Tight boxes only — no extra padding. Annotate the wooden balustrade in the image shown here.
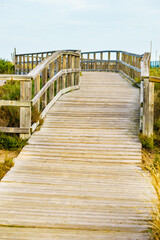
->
[0,50,81,139]
[8,48,157,138]
[81,50,142,87]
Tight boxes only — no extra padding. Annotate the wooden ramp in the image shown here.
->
[0,72,153,239]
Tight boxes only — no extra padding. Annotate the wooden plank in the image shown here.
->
[0,127,30,134]
[0,100,30,107]
[0,75,31,81]
[149,76,160,83]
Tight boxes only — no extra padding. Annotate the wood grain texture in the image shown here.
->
[0,72,153,239]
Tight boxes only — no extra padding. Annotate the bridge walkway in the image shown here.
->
[0,72,153,239]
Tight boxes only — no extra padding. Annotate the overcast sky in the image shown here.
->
[0,0,160,60]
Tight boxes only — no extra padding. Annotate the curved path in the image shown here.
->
[0,72,153,239]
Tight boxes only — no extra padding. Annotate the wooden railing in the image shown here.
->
[6,48,156,138]
[14,49,78,75]
[81,50,142,86]
[0,50,81,138]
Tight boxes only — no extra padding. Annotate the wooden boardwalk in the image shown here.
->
[0,72,153,239]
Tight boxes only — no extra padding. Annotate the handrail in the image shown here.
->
[149,76,160,83]
[28,50,80,79]
[0,50,81,138]
[81,50,143,86]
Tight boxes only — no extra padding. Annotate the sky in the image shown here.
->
[0,0,160,61]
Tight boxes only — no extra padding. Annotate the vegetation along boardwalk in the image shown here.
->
[0,72,153,239]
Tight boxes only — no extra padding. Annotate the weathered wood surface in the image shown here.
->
[0,72,153,239]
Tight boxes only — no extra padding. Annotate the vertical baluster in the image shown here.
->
[87,53,90,70]
[67,55,72,87]
[36,54,38,66]
[101,52,103,71]
[49,62,55,101]
[27,55,29,74]
[108,52,110,71]
[19,56,22,75]
[56,56,61,93]
[42,68,47,109]
[32,55,34,69]
[23,56,25,74]
[94,53,96,71]
[76,55,80,85]
[15,55,17,74]
[62,55,66,89]
[71,55,75,86]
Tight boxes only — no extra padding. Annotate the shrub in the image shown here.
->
[0,133,27,150]
[139,134,153,150]
[0,59,15,74]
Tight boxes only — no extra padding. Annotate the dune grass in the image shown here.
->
[0,157,14,181]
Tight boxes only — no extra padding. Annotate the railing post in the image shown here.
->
[62,55,66,89]
[49,62,55,101]
[71,55,75,86]
[116,52,119,72]
[75,55,80,85]
[42,67,47,109]
[36,54,38,66]
[34,75,40,112]
[141,52,154,137]
[20,80,31,139]
[56,56,61,93]
[81,54,83,70]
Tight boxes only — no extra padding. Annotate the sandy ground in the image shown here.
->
[0,150,19,163]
